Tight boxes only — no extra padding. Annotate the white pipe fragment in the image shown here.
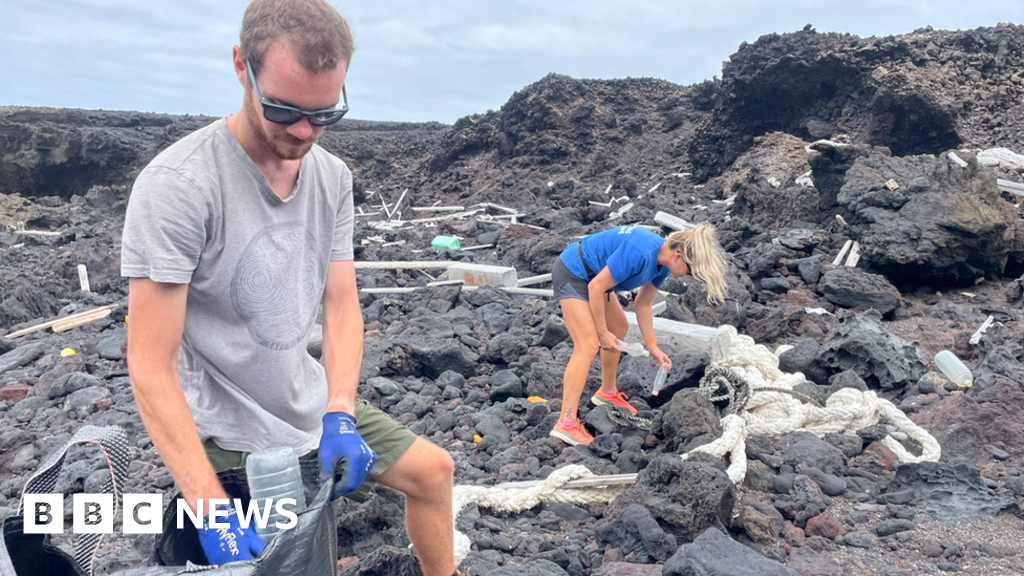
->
[77,264,91,293]
[354,261,456,270]
[388,189,408,221]
[411,206,465,212]
[969,315,995,345]
[517,274,552,287]
[654,211,695,231]
[833,240,853,266]
[652,300,667,316]
[997,179,1024,196]
[845,242,861,267]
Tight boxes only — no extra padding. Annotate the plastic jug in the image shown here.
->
[617,340,650,358]
[652,366,669,396]
[934,350,972,388]
[431,235,461,251]
[246,447,306,541]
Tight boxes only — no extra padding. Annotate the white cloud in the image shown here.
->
[2,0,1024,121]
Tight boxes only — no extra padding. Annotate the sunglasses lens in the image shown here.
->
[262,105,301,125]
[309,110,346,126]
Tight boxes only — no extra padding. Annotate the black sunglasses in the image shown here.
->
[246,60,348,126]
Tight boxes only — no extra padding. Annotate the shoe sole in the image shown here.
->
[590,395,638,415]
[549,428,591,446]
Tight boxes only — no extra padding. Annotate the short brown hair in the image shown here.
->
[240,0,355,76]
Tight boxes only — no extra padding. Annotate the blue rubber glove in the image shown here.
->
[319,412,377,500]
[197,504,265,565]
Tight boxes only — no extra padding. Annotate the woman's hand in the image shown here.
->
[649,346,672,371]
[599,330,621,352]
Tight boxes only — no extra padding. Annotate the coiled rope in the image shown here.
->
[449,326,941,563]
[683,326,941,483]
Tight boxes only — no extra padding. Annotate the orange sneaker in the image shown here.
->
[550,419,594,446]
[591,389,638,415]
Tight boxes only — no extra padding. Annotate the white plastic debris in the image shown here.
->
[795,171,815,188]
[969,315,995,345]
[948,151,969,168]
[978,148,1024,171]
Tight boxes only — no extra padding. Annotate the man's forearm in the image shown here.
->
[322,307,363,415]
[130,370,226,511]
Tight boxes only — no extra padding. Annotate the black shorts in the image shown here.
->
[553,256,614,302]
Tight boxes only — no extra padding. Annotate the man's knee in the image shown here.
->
[415,444,453,494]
[425,444,454,485]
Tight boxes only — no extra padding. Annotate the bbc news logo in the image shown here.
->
[23,494,299,534]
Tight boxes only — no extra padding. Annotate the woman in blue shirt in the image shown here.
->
[549,224,728,446]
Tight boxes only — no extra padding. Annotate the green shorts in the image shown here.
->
[202,398,417,502]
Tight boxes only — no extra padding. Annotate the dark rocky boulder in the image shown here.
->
[594,504,677,563]
[821,266,901,315]
[603,454,735,544]
[663,527,801,576]
[811,147,1024,283]
[688,24,1024,181]
[881,461,1015,521]
[656,391,722,453]
[819,309,927,389]
[910,378,1024,463]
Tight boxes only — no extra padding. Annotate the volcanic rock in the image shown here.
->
[819,309,927,389]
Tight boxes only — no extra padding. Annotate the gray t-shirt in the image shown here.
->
[121,118,354,454]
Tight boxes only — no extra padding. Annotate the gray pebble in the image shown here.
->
[875,518,915,537]
[843,531,874,548]
[984,445,1010,461]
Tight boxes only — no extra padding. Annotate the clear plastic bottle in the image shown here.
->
[617,340,650,358]
[246,447,306,542]
[651,366,669,396]
[934,350,973,388]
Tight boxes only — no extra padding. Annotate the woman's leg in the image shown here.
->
[558,297,600,422]
[599,293,629,394]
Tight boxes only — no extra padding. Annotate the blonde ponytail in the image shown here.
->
[666,224,728,304]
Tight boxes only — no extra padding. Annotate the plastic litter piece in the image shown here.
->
[431,235,461,250]
[934,350,973,388]
[652,366,669,396]
[526,396,548,403]
[617,340,650,358]
[246,447,305,542]
[60,348,76,357]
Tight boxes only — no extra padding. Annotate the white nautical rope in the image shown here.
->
[450,464,627,564]
[684,326,941,483]
[447,327,942,565]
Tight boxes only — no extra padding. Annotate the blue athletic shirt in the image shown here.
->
[559,226,670,291]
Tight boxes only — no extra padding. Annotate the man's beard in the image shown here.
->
[244,93,317,160]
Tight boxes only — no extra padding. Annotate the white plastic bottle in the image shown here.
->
[934,350,973,388]
[246,447,306,542]
[617,340,650,358]
[652,366,669,396]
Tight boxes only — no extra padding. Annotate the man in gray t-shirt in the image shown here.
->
[121,1,454,573]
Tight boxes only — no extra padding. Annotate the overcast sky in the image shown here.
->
[3,1,1023,124]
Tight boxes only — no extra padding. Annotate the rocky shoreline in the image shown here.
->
[3,23,1024,576]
